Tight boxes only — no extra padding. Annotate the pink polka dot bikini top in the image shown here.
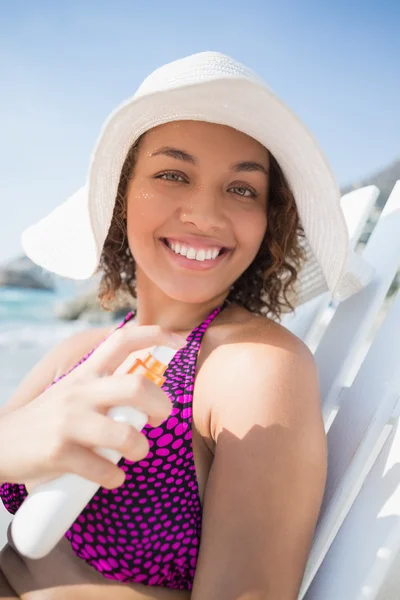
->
[0,303,225,591]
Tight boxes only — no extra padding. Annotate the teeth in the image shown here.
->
[167,240,222,261]
[211,249,219,260]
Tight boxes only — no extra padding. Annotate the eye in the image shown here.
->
[229,185,257,198]
[155,171,187,183]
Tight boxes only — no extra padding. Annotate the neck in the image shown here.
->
[133,272,228,335]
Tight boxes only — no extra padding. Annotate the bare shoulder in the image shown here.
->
[195,305,320,445]
[1,324,115,415]
[201,303,315,372]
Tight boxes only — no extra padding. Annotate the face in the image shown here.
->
[126,120,269,305]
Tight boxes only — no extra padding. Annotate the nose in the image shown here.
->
[179,188,226,232]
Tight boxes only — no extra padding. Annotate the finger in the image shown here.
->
[79,373,172,426]
[113,351,144,376]
[66,411,150,463]
[59,443,127,490]
[77,325,186,378]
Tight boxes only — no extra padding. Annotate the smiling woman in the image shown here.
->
[0,51,372,600]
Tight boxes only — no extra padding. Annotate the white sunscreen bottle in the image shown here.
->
[11,345,177,559]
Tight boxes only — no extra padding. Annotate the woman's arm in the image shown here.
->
[191,333,327,600]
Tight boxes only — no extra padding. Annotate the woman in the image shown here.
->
[0,52,372,599]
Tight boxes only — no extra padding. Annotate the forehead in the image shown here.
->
[139,120,269,164]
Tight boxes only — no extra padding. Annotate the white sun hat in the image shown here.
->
[21,51,373,306]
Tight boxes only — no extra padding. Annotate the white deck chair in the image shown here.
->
[282,185,380,342]
[300,285,400,600]
[297,182,400,598]
[316,181,400,428]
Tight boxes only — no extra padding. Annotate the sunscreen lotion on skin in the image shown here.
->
[11,345,177,559]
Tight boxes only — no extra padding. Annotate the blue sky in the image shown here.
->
[0,0,399,263]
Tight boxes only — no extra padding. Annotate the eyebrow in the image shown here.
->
[232,161,269,176]
[151,146,197,165]
[150,146,269,176]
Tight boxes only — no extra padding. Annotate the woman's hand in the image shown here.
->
[0,325,185,490]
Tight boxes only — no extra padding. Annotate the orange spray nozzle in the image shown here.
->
[127,345,178,387]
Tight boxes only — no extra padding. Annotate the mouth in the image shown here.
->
[161,238,228,260]
[160,237,230,269]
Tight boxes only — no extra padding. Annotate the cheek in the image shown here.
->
[237,209,267,253]
[126,186,170,236]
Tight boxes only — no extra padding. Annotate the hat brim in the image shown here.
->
[22,77,374,304]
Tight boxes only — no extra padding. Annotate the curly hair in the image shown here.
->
[98,134,306,320]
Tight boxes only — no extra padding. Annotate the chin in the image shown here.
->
[158,282,228,305]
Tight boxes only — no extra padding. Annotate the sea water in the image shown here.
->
[0,285,95,406]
